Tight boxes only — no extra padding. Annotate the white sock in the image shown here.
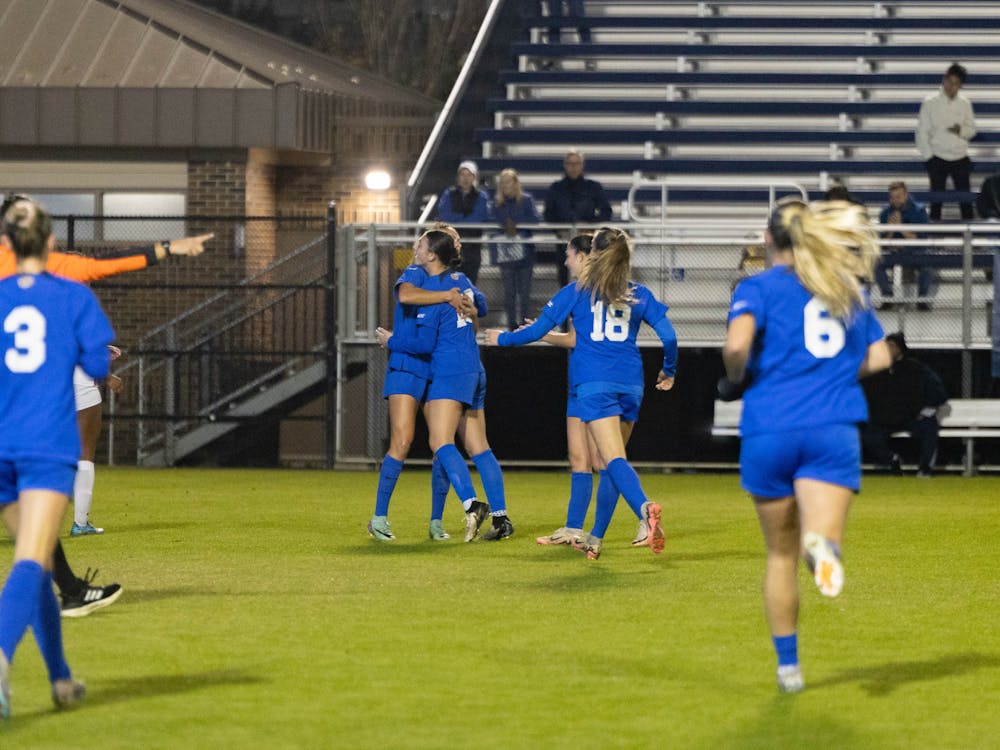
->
[73,460,96,526]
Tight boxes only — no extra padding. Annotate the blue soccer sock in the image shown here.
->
[430,458,449,522]
[565,472,593,529]
[0,559,45,664]
[435,444,477,506]
[32,572,71,682]
[374,455,404,517]
[472,450,506,514]
[590,470,620,539]
[606,457,649,518]
[772,633,799,667]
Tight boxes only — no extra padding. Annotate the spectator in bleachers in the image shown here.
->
[861,332,948,477]
[544,149,612,286]
[436,160,490,284]
[823,184,862,204]
[916,63,977,222]
[876,180,934,310]
[490,168,540,329]
[542,1,590,44]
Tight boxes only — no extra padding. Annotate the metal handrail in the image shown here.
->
[408,0,507,219]
[627,174,810,222]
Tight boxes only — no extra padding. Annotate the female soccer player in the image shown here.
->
[486,226,677,559]
[389,229,513,542]
[369,224,482,542]
[0,193,212,611]
[721,198,891,693]
[0,197,115,718]
[531,234,647,549]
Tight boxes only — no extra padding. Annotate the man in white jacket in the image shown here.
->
[916,63,977,221]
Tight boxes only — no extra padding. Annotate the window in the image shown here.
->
[27,193,96,242]
[102,193,186,242]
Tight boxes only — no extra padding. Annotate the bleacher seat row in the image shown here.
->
[462,0,1000,221]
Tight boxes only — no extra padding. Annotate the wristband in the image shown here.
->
[162,241,171,256]
[717,375,749,402]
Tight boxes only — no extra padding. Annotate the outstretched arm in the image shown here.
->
[485,313,559,347]
[39,232,214,283]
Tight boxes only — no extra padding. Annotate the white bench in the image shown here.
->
[712,399,1000,476]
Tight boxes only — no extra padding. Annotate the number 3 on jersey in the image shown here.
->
[803,298,845,358]
[590,300,631,342]
[4,305,47,373]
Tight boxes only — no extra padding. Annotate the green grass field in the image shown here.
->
[0,467,997,749]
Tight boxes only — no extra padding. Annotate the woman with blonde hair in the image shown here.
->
[486,226,677,559]
[490,168,540,329]
[720,198,892,693]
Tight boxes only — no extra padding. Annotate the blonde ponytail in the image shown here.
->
[578,227,633,306]
[780,200,880,319]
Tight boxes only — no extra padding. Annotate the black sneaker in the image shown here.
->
[482,515,515,541]
[60,569,123,618]
[463,500,491,542]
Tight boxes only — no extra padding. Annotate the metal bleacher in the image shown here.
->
[474,0,1000,219]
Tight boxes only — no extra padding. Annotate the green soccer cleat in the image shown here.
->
[367,515,395,541]
[428,519,450,541]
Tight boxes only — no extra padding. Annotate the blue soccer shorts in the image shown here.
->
[566,387,584,419]
[575,390,642,424]
[740,424,861,499]
[427,371,487,410]
[0,458,77,506]
[383,369,430,402]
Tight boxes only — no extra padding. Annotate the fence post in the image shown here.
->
[962,228,973,398]
[325,201,338,469]
[165,326,176,466]
[67,215,75,251]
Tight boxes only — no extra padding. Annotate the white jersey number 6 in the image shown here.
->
[4,305,47,373]
[803,298,845,358]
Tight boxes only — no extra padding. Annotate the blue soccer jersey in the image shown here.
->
[0,272,115,464]
[729,265,884,437]
[387,264,432,379]
[505,281,673,393]
[416,271,484,378]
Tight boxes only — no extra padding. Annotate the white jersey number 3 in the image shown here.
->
[4,305,47,373]
[590,300,630,342]
[803,298,845,358]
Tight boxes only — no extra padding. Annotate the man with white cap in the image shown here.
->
[436,160,490,284]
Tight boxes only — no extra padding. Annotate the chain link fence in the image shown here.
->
[47,215,996,467]
[335,220,997,464]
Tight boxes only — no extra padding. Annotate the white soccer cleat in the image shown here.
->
[803,531,844,597]
[777,664,804,693]
[536,526,583,546]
